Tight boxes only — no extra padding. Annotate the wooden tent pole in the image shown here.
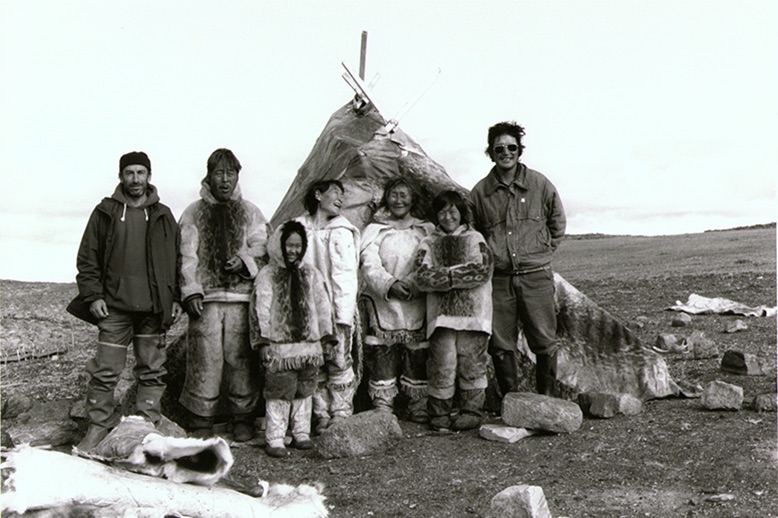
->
[359,31,368,80]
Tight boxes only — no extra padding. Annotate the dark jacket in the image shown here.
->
[73,184,180,329]
[470,164,565,274]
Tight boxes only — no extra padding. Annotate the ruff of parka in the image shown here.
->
[177,181,269,419]
[178,181,270,303]
[413,224,494,338]
[76,183,180,330]
[469,163,565,274]
[252,225,334,376]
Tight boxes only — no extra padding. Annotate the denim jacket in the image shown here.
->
[469,164,565,274]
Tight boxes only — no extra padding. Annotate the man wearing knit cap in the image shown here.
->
[177,148,270,441]
[71,151,182,452]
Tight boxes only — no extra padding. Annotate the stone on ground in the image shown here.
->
[577,392,642,418]
[686,330,719,359]
[720,350,765,376]
[315,410,402,459]
[724,319,748,333]
[479,424,536,443]
[501,392,582,433]
[489,485,552,518]
[671,313,693,327]
[1,394,33,419]
[751,393,777,412]
[700,380,743,410]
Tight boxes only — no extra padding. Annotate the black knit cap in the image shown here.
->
[119,151,151,172]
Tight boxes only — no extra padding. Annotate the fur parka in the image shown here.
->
[414,224,494,338]
[251,224,334,373]
[179,182,270,303]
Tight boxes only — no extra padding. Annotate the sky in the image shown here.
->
[1,1,776,283]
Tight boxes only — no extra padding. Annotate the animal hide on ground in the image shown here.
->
[74,415,233,486]
[1,445,328,518]
[669,293,777,317]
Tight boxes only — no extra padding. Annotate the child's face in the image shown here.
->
[284,232,304,264]
[437,203,461,234]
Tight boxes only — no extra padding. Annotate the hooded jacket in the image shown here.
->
[414,224,494,338]
[251,223,334,373]
[75,184,179,329]
[360,215,434,343]
[293,213,360,326]
[179,181,270,303]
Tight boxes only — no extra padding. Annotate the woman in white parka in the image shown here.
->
[294,180,360,433]
[360,179,435,422]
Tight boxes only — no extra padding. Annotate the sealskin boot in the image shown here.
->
[451,389,485,431]
[428,397,453,431]
[232,413,255,443]
[187,412,215,439]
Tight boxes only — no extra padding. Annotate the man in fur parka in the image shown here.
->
[178,148,270,441]
[252,220,336,457]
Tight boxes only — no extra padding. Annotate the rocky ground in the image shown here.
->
[1,227,776,517]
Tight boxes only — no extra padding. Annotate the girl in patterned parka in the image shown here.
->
[413,190,493,431]
[251,220,336,457]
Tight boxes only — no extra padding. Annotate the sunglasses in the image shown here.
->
[493,144,519,154]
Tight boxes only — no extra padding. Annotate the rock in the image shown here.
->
[479,424,536,443]
[632,316,650,329]
[577,392,642,418]
[724,320,748,333]
[1,394,33,419]
[751,393,777,412]
[700,380,743,410]
[489,485,552,518]
[720,350,765,376]
[686,330,719,359]
[671,313,693,327]
[315,410,402,459]
[501,392,582,433]
[7,419,81,447]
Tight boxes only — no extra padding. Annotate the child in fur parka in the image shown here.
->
[414,190,493,431]
[251,220,336,458]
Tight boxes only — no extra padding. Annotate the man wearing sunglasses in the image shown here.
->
[469,121,566,399]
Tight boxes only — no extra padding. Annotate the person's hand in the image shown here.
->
[224,256,243,273]
[388,280,411,300]
[185,296,204,318]
[259,346,270,363]
[171,301,183,322]
[89,299,109,319]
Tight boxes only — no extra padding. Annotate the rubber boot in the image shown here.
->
[265,399,291,458]
[290,398,314,450]
[428,397,453,431]
[134,384,165,426]
[75,424,109,453]
[536,352,558,396]
[492,350,520,397]
[452,389,485,431]
[232,413,255,443]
